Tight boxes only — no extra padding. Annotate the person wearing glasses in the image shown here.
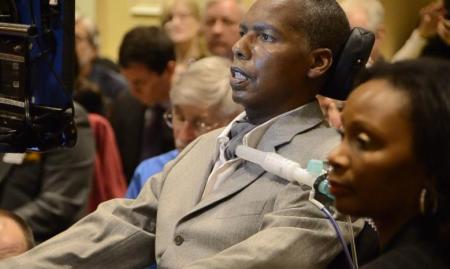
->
[126,56,242,199]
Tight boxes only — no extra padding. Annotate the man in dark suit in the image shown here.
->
[110,26,175,180]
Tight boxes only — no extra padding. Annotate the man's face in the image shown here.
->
[121,63,171,106]
[170,104,229,150]
[230,0,313,122]
[203,0,243,59]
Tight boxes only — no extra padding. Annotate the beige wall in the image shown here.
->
[380,0,433,58]
[94,0,162,61]
[77,0,435,61]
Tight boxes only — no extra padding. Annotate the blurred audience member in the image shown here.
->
[392,0,450,61]
[328,59,450,268]
[203,0,245,59]
[162,0,205,81]
[0,103,95,243]
[317,0,385,129]
[73,48,105,115]
[74,49,126,213]
[0,210,34,260]
[75,14,128,106]
[126,56,242,198]
[316,96,344,129]
[340,0,386,64]
[111,26,175,181]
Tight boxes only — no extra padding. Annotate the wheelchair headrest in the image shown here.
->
[321,27,375,100]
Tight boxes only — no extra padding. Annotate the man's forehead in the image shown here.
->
[243,0,305,33]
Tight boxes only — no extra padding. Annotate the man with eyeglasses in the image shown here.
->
[126,56,241,199]
[110,26,176,181]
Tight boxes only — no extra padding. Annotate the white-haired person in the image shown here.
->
[126,56,242,198]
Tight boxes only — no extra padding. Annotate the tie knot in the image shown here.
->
[224,119,257,160]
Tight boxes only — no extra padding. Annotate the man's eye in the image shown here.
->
[239,30,246,37]
[259,33,274,42]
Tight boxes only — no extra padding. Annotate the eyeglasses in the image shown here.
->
[163,110,219,134]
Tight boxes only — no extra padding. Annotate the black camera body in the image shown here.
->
[0,0,75,152]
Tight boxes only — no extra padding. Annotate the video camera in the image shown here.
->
[0,0,75,152]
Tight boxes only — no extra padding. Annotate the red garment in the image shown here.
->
[87,113,127,212]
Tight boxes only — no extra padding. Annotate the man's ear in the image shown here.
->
[307,48,333,79]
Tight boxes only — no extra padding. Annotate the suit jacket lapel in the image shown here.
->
[197,161,264,205]
[179,102,325,221]
[258,101,324,152]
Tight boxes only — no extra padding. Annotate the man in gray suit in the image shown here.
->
[0,0,358,268]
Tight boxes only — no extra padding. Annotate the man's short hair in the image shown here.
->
[118,26,175,74]
[0,210,35,251]
[293,0,351,58]
[340,0,385,32]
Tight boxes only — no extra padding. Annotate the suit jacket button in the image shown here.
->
[174,235,184,246]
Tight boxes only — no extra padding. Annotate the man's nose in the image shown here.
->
[212,20,223,34]
[178,121,198,143]
[232,34,251,61]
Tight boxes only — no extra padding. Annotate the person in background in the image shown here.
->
[328,58,450,268]
[317,0,386,129]
[110,26,176,181]
[126,56,242,199]
[162,0,205,81]
[0,103,95,243]
[75,14,128,109]
[340,0,386,64]
[0,210,35,260]
[392,0,450,61]
[202,0,245,59]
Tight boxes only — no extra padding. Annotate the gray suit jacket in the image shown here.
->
[1,102,357,269]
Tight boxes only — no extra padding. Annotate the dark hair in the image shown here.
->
[356,58,450,252]
[0,209,35,251]
[118,26,175,74]
[293,0,351,58]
